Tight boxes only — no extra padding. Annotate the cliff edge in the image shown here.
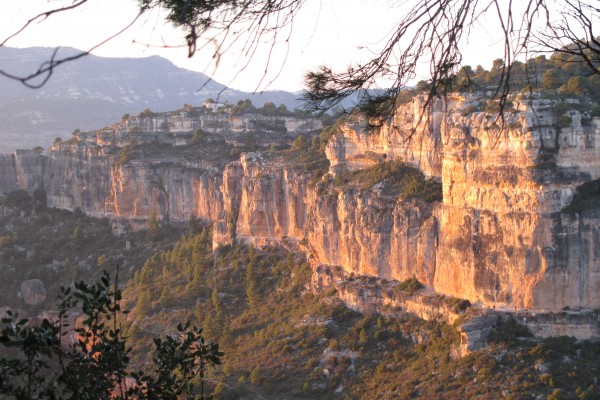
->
[1,93,599,314]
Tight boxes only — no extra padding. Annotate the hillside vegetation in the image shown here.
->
[0,189,599,399]
[419,52,600,103]
[122,229,599,399]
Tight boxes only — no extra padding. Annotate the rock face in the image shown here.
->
[1,93,599,314]
[21,279,47,306]
[517,310,600,339]
[210,153,439,288]
[326,97,443,177]
[305,190,438,285]
[233,153,309,246]
[40,143,229,233]
[434,97,600,310]
[324,95,600,311]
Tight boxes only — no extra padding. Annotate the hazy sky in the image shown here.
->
[1,0,544,92]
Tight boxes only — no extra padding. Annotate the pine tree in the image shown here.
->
[248,244,257,262]
[135,289,152,316]
[73,226,82,241]
[250,367,262,385]
[359,328,368,343]
[220,324,234,351]
[246,262,259,309]
[188,212,198,234]
[211,287,220,311]
[203,312,215,340]
[147,211,160,239]
[159,286,171,308]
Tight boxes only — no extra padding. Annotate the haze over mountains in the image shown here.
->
[0,46,300,153]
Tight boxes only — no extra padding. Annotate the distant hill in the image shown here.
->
[0,46,301,153]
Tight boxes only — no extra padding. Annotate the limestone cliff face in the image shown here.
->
[43,144,112,215]
[104,161,224,224]
[125,112,322,137]
[5,142,226,233]
[434,97,600,310]
[14,150,45,193]
[326,97,443,178]
[305,190,438,285]
[325,94,600,310]
[212,161,244,247]
[1,93,598,313]
[210,153,438,286]
[232,153,309,246]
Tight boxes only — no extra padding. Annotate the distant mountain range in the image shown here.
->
[0,46,301,153]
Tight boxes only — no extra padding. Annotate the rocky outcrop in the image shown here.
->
[20,279,48,306]
[326,97,444,177]
[323,94,600,312]
[211,153,439,285]
[517,309,600,339]
[310,263,600,350]
[458,314,500,354]
[310,262,502,354]
[1,92,599,317]
[310,263,465,323]
[434,97,600,310]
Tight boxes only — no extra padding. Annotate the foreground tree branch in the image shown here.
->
[0,270,222,399]
[538,0,600,74]
[0,0,599,117]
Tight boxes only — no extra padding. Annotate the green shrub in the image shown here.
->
[2,190,31,209]
[334,161,442,202]
[547,388,568,400]
[444,297,471,313]
[250,367,262,385]
[562,178,600,214]
[533,151,557,170]
[394,277,424,294]
[461,104,479,116]
[119,143,134,165]
[488,316,532,345]
[557,114,572,128]
[485,100,500,113]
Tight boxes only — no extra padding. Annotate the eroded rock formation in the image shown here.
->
[1,93,599,314]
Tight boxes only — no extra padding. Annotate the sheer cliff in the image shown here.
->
[327,95,600,310]
[1,93,599,313]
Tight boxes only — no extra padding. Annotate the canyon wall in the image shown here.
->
[434,97,600,310]
[326,96,445,177]
[1,94,599,314]
[325,95,600,311]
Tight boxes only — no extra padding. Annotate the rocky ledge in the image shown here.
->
[0,91,598,326]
